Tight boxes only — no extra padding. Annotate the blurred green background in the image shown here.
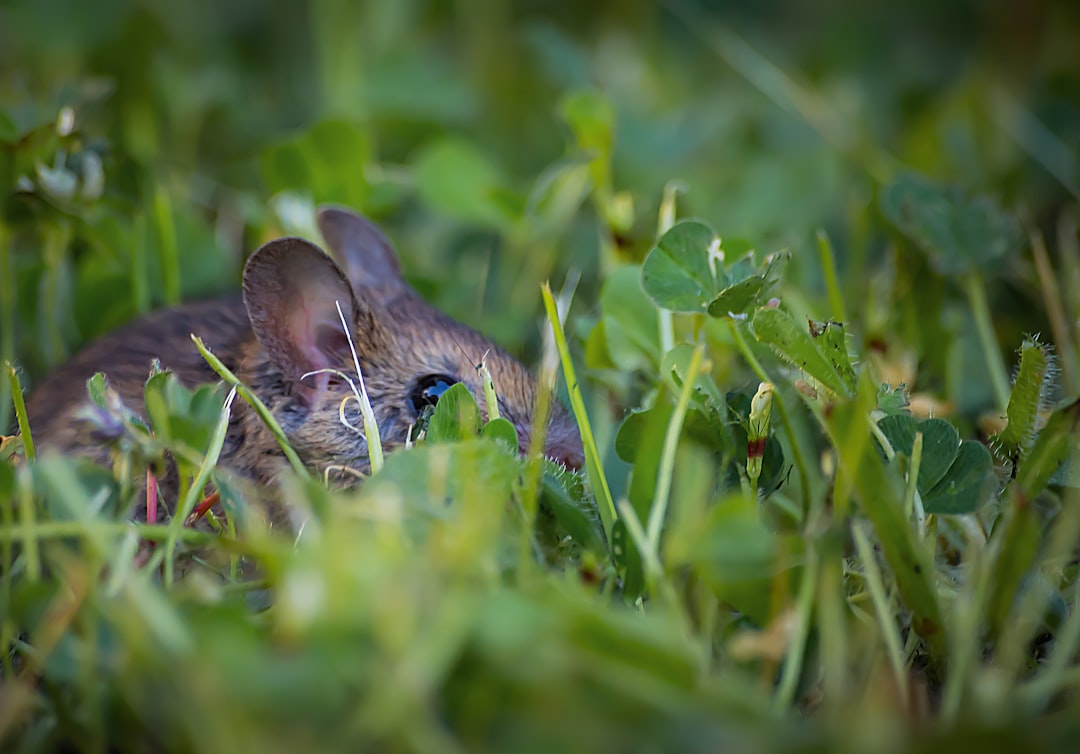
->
[2,0,1078,427]
[4,4,1080,752]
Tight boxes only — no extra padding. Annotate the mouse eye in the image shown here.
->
[408,374,459,415]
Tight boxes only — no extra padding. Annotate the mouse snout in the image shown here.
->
[539,421,585,472]
[512,419,584,471]
[547,440,585,472]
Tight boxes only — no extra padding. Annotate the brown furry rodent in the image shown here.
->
[25,206,584,497]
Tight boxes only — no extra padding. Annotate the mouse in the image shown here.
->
[23,206,585,511]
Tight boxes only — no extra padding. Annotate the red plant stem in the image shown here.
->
[146,470,158,524]
[185,491,221,526]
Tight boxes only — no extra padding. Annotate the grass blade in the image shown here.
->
[5,362,34,461]
[647,342,704,550]
[826,377,945,655]
[541,282,616,542]
[816,229,847,323]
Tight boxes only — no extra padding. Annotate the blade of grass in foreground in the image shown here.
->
[6,362,35,460]
[826,374,945,655]
[541,282,616,543]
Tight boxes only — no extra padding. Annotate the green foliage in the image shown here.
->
[640,220,785,315]
[881,173,1024,276]
[876,415,996,515]
[751,308,854,397]
[414,137,515,229]
[590,264,661,373]
[143,370,227,456]
[3,2,1080,753]
[426,382,484,442]
[262,120,374,211]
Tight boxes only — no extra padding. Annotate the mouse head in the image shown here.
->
[240,208,584,480]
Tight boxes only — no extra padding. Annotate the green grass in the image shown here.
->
[3,1,1080,752]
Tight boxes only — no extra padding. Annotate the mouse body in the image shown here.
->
[24,207,584,501]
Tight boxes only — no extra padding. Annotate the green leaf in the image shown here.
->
[86,372,110,408]
[614,408,650,463]
[921,441,995,515]
[599,265,660,372]
[361,439,519,525]
[141,371,224,455]
[641,220,722,313]
[664,344,725,407]
[877,415,960,492]
[170,382,226,455]
[660,347,737,462]
[619,401,673,522]
[414,137,514,228]
[583,318,615,371]
[876,414,993,514]
[750,307,849,397]
[480,416,519,453]
[143,370,174,442]
[705,252,788,317]
[810,319,856,395]
[877,383,911,415]
[915,419,962,492]
[427,383,482,443]
[880,172,1023,275]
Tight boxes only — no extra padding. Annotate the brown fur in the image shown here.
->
[24,207,584,506]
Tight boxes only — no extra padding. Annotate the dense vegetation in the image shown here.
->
[3,1,1080,751]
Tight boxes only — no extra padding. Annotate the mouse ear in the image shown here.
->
[317,205,405,294]
[242,237,362,399]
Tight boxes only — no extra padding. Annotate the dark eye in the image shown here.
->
[408,374,458,415]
